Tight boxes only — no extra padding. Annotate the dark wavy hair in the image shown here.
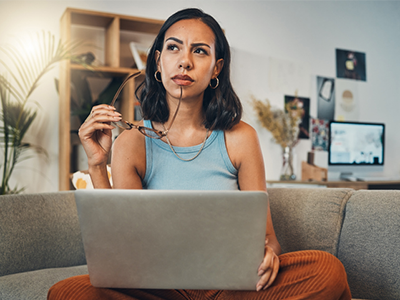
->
[136,8,242,130]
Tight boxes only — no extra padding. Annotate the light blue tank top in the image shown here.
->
[142,120,238,190]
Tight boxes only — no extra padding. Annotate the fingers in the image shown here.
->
[256,246,280,291]
[80,122,114,136]
[80,105,121,135]
[264,254,280,289]
[78,104,121,143]
[78,106,118,168]
[89,105,122,124]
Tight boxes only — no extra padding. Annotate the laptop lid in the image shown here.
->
[74,189,268,290]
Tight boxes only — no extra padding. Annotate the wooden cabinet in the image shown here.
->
[59,8,164,190]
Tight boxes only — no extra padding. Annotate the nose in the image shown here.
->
[179,51,193,70]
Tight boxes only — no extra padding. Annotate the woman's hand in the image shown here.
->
[256,239,280,291]
[78,104,121,168]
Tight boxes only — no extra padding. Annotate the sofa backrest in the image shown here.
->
[268,187,353,256]
[338,190,400,300]
[0,192,86,277]
[269,187,400,300]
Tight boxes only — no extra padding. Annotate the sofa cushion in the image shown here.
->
[0,192,86,277]
[0,265,88,300]
[268,188,353,255]
[338,190,400,300]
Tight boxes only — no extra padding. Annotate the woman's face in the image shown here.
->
[156,18,223,102]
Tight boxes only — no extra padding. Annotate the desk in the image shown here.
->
[266,180,400,190]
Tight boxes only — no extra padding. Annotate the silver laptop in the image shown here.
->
[74,189,268,290]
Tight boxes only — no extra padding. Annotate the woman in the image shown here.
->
[48,8,351,300]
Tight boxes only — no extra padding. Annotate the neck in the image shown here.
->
[165,90,206,132]
[159,90,209,147]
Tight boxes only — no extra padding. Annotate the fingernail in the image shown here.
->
[114,116,122,121]
[256,285,262,292]
[258,269,264,276]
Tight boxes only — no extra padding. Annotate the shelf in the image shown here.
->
[67,7,164,34]
[59,7,163,191]
[70,64,143,76]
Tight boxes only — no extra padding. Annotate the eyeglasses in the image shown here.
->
[110,72,181,139]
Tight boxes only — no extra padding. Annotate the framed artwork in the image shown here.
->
[336,48,366,81]
[129,42,149,70]
[311,118,329,151]
[284,95,310,139]
[316,76,335,121]
[335,78,359,121]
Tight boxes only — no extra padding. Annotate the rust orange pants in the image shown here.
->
[48,250,351,300]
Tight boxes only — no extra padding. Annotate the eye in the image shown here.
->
[194,47,208,55]
[166,43,179,51]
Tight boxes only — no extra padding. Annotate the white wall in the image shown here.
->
[0,0,399,192]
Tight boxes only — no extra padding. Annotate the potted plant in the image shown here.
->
[252,96,303,180]
[0,31,84,194]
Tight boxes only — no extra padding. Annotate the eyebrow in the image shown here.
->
[165,37,211,49]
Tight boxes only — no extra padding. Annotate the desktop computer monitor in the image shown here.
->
[328,121,385,180]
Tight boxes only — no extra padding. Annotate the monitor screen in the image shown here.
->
[329,121,385,167]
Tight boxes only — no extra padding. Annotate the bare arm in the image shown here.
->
[225,121,281,291]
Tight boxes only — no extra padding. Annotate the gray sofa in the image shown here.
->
[0,188,399,300]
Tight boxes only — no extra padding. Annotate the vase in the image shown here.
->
[280,146,296,181]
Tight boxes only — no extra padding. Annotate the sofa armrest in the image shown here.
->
[268,187,353,256]
[0,192,86,277]
[338,190,400,300]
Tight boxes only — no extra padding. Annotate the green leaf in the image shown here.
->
[0,31,87,194]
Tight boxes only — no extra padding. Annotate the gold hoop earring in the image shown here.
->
[209,77,219,89]
[155,70,162,83]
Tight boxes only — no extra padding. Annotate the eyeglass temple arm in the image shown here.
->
[163,86,182,133]
[110,71,142,107]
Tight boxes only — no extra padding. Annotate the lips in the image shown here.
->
[172,74,194,86]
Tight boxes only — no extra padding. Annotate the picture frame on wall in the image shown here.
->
[284,95,310,139]
[311,118,329,151]
[129,42,149,70]
[336,48,366,81]
[316,76,335,121]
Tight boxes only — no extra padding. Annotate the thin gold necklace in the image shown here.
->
[162,124,209,161]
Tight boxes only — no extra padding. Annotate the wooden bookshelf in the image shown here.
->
[59,8,164,190]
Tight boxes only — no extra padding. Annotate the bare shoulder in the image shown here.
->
[113,125,145,152]
[225,121,261,169]
[225,121,260,147]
